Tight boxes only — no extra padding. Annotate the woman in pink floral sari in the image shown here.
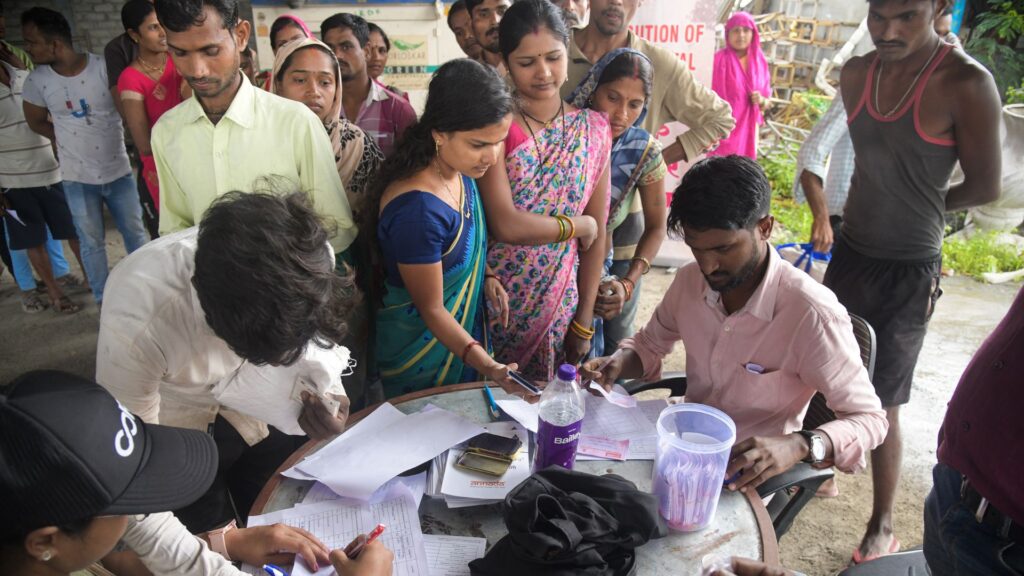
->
[478,0,611,381]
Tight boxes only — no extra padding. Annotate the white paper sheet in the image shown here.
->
[440,422,529,503]
[247,483,429,576]
[494,398,538,432]
[423,535,486,576]
[303,472,427,510]
[285,403,485,500]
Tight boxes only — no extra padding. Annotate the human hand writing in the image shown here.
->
[580,352,624,393]
[330,540,394,576]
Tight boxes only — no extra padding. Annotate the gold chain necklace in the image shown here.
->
[874,39,941,118]
[435,160,469,219]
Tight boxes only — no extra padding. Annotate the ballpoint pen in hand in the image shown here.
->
[343,523,386,559]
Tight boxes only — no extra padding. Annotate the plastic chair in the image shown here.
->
[620,314,877,539]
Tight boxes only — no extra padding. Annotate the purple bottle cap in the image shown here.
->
[557,364,577,382]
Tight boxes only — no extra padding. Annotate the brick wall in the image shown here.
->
[2,0,254,54]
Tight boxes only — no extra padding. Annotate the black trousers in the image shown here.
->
[174,415,307,532]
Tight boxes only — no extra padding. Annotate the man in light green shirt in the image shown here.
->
[562,0,734,165]
[152,0,356,253]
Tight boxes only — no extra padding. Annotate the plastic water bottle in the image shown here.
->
[534,364,586,471]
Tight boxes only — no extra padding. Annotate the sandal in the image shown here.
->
[56,273,89,293]
[21,292,48,314]
[851,536,901,565]
[52,295,81,314]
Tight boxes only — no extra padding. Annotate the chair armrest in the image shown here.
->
[756,462,834,498]
[621,372,688,397]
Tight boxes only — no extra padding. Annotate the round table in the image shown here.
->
[253,383,779,574]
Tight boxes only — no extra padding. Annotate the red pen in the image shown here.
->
[343,523,386,559]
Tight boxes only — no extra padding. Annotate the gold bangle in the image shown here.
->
[570,323,594,340]
[557,215,573,241]
[565,215,576,239]
[632,256,652,275]
[570,319,596,338]
[555,214,572,243]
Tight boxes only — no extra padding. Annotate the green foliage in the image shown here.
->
[943,231,1024,279]
[761,151,797,200]
[800,92,833,124]
[973,1,1024,40]
[772,197,813,244]
[1008,81,1024,104]
[966,0,1024,101]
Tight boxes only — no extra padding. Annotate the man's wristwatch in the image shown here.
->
[797,430,826,464]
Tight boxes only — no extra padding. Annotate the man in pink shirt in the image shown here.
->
[584,155,887,494]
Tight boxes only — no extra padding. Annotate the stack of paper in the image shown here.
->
[438,421,530,508]
[283,403,485,500]
[247,483,430,576]
[496,388,668,461]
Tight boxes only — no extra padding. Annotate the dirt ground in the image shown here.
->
[0,227,1018,576]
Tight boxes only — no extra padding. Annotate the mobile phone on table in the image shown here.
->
[467,432,522,459]
[455,451,513,477]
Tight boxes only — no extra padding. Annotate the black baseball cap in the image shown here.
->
[0,371,219,539]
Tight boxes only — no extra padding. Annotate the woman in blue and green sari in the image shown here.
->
[370,59,521,397]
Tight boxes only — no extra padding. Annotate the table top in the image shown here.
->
[252,383,779,574]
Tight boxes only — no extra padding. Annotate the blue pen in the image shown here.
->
[482,383,501,420]
[263,564,289,576]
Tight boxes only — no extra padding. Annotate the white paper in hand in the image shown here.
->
[212,343,350,435]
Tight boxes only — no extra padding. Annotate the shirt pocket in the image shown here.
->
[715,369,791,426]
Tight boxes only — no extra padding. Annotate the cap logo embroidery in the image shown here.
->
[114,401,138,457]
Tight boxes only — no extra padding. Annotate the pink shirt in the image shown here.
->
[622,247,887,473]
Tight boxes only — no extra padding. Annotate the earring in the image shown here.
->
[41,550,53,562]
[435,140,441,154]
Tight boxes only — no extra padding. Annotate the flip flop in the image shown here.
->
[851,536,901,565]
[52,295,80,315]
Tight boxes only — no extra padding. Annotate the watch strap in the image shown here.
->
[208,519,236,560]
[797,430,823,464]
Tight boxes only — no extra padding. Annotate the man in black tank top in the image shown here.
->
[826,0,1001,565]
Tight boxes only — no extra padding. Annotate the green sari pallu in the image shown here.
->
[377,177,488,397]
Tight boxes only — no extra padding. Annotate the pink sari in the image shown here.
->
[487,109,611,381]
[710,12,770,159]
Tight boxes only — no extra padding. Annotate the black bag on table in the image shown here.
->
[469,466,668,576]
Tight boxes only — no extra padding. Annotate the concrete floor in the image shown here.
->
[0,226,1018,575]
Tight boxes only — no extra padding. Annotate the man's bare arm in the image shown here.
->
[22,100,55,142]
[945,66,1001,211]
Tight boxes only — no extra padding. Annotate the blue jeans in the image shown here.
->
[924,463,1024,575]
[4,227,69,291]
[63,175,148,302]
